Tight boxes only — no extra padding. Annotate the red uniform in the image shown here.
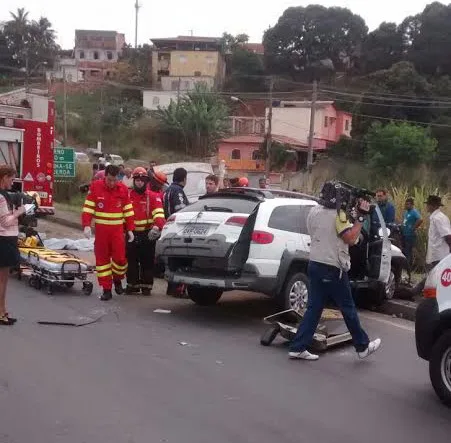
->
[82,180,135,290]
[126,188,165,293]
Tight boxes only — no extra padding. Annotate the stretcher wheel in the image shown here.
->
[65,280,75,288]
[260,325,281,346]
[29,275,42,290]
[82,281,94,296]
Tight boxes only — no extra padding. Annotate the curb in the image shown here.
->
[378,299,418,322]
[47,215,83,231]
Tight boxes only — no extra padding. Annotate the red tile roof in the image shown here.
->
[243,43,264,55]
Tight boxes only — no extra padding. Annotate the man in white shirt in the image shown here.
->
[425,195,451,269]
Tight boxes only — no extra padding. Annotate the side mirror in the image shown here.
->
[378,227,391,237]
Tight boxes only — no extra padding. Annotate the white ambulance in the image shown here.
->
[415,254,451,407]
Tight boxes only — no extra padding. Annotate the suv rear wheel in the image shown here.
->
[187,286,223,306]
[282,272,309,312]
[429,330,451,407]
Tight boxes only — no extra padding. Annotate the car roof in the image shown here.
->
[201,187,319,204]
[156,162,214,175]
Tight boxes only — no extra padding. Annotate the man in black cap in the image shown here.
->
[425,195,451,270]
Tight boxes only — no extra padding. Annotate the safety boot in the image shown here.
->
[100,289,113,301]
[140,285,152,296]
[114,280,124,295]
[126,285,141,295]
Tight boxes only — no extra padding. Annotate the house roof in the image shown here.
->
[219,134,325,151]
[75,30,120,38]
[276,100,334,109]
[151,36,222,45]
[243,43,264,55]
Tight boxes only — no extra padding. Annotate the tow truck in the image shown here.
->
[415,254,451,407]
[0,92,55,215]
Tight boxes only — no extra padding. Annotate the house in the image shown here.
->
[243,43,265,55]
[150,36,226,91]
[46,57,82,83]
[142,90,179,111]
[269,101,352,149]
[217,134,324,173]
[74,30,125,80]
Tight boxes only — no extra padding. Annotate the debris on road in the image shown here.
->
[43,238,94,252]
[154,309,171,314]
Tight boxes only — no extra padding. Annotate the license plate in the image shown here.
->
[182,224,209,237]
[37,192,48,199]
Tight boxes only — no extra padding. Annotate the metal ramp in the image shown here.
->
[260,309,352,352]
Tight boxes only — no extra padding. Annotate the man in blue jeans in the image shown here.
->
[401,198,423,268]
[289,182,381,361]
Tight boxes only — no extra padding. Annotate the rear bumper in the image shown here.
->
[36,206,55,216]
[165,264,278,296]
[415,298,440,361]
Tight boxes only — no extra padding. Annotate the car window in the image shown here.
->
[268,205,314,234]
[166,172,210,198]
[179,197,259,214]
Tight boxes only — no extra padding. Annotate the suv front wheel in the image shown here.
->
[282,272,309,312]
[187,286,223,306]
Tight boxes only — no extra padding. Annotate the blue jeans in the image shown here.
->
[290,262,370,353]
[402,236,416,268]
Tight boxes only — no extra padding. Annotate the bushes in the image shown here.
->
[53,162,92,204]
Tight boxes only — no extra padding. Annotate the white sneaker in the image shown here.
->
[358,338,381,359]
[288,350,319,361]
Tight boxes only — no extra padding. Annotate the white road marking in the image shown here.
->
[360,312,414,332]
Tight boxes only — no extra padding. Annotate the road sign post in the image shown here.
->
[54,147,76,178]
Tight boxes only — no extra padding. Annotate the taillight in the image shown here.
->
[225,216,248,226]
[251,230,274,244]
[166,215,176,225]
[423,287,437,299]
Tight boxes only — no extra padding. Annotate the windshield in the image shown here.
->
[179,197,259,214]
[167,172,210,199]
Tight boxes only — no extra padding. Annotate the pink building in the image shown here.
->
[269,101,352,150]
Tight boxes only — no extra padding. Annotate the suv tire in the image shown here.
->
[281,271,309,312]
[187,286,223,306]
[429,330,451,407]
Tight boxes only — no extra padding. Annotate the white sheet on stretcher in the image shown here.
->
[43,238,94,252]
[19,251,90,273]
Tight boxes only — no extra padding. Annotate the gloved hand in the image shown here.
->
[357,198,371,215]
[83,226,92,239]
[148,226,161,241]
[127,231,135,243]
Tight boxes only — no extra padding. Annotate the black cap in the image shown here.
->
[425,195,444,207]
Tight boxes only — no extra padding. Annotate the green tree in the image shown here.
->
[359,22,403,74]
[116,44,152,85]
[364,122,437,174]
[154,83,230,157]
[2,8,59,73]
[263,5,368,79]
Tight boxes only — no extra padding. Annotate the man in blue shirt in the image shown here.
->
[401,197,423,267]
[371,189,396,231]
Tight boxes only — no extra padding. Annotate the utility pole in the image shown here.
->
[134,0,141,49]
[306,80,318,192]
[265,76,273,179]
[62,66,68,146]
[307,80,318,171]
[176,76,181,104]
[25,52,29,92]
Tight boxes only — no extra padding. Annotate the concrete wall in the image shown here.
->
[142,90,180,111]
[161,76,214,91]
[169,51,221,78]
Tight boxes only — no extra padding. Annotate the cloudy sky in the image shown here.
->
[1,0,434,49]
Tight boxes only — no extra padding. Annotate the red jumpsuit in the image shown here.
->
[126,189,165,292]
[82,180,135,290]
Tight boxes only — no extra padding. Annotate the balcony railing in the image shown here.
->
[228,116,265,135]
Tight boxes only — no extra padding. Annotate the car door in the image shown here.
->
[371,205,392,284]
[247,202,314,278]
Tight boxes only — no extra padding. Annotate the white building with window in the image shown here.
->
[142,90,182,111]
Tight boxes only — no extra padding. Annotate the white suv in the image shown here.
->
[156,188,407,308]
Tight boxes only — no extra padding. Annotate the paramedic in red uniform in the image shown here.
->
[82,164,135,301]
[126,167,166,295]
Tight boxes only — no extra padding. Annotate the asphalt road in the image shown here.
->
[1,274,450,443]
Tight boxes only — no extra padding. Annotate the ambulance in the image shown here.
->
[415,254,451,407]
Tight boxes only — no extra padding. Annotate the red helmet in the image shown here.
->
[94,170,105,180]
[149,170,168,187]
[132,167,148,179]
[238,177,249,187]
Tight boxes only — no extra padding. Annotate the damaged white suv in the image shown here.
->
[156,188,408,308]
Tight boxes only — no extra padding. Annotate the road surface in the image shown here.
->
[1,270,450,443]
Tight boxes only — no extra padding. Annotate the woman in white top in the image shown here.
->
[0,165,25,325]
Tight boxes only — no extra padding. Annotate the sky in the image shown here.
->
[1,0,435,49]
